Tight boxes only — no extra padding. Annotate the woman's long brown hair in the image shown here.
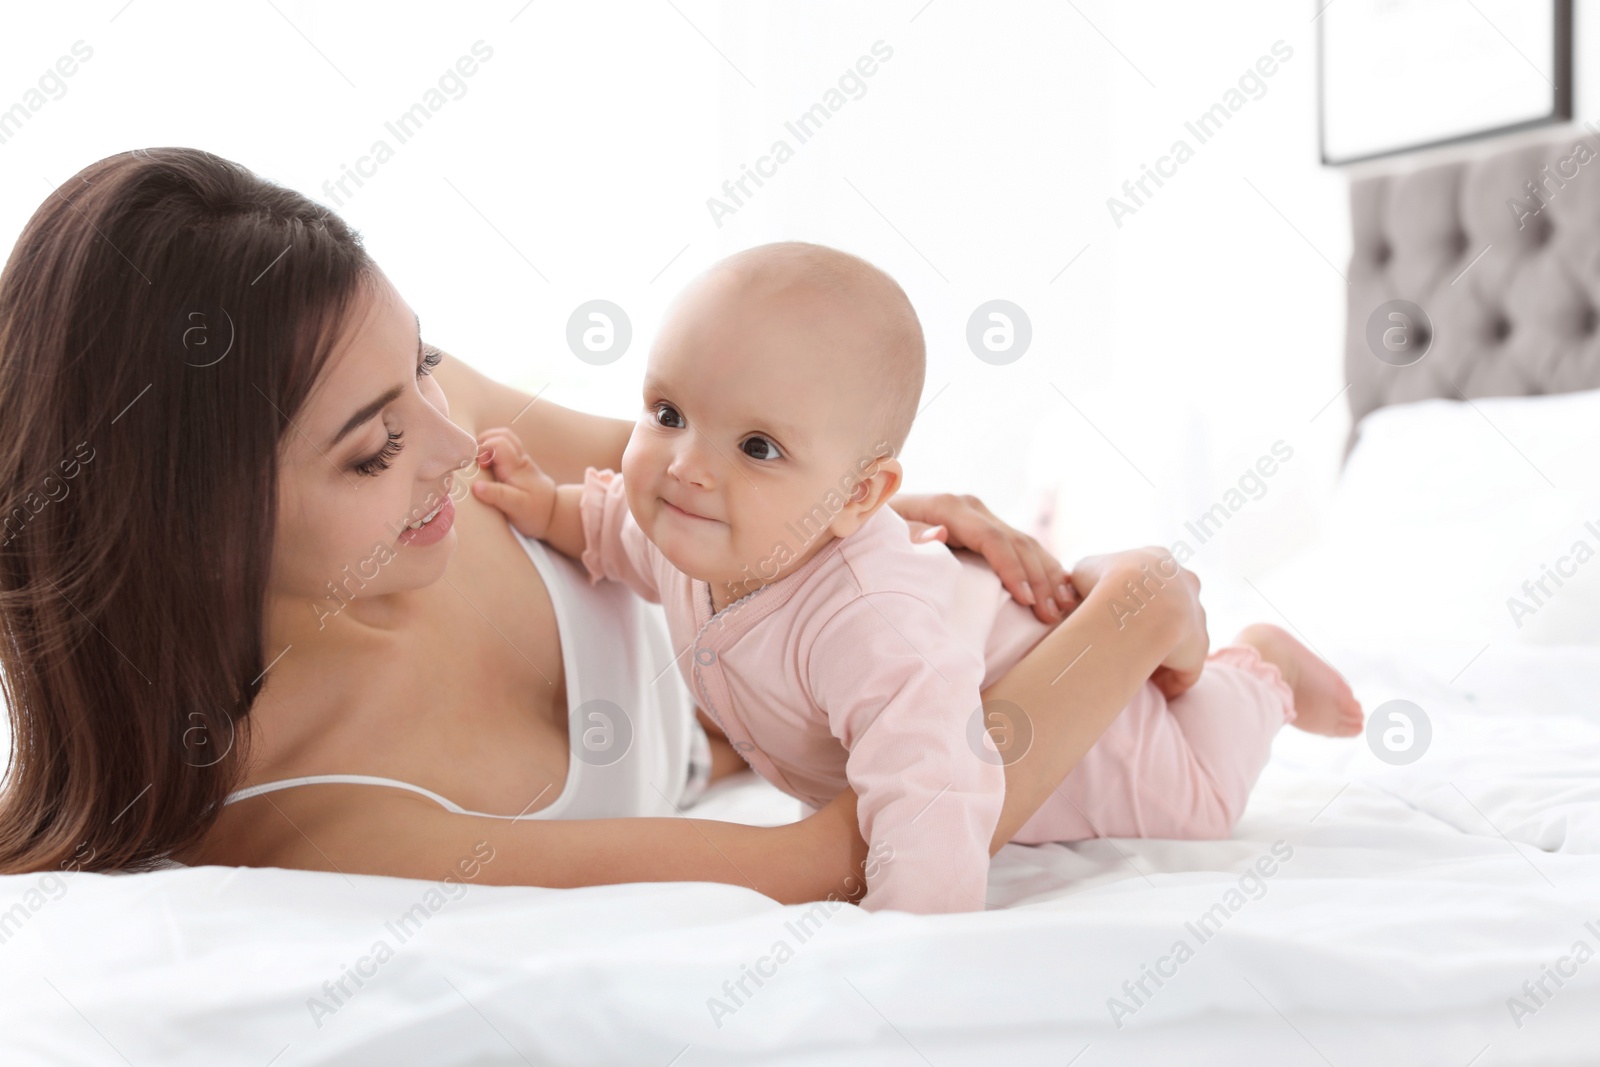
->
[0,148,375,873]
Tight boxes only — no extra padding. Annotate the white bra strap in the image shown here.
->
[223,774,471,813]
[222,773,557,820]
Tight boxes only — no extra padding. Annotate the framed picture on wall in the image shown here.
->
[1318,0,1572,165]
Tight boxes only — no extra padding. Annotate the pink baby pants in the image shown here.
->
[1010,644,1297,844]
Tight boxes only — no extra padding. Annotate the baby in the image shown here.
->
[473,242,1364,914]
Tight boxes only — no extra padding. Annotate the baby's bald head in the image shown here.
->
[632,243,924,585]
[698,241,925,454]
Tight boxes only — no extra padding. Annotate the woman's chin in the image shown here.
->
[385,529,460,588]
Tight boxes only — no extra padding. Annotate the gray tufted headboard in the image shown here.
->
[1345,133,1600,458]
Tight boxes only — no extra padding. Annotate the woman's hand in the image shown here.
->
[890,493,1076,624]
[804,788,870,904]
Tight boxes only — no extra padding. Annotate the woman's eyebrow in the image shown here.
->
[329,385,403,449]
[326,313,422,449]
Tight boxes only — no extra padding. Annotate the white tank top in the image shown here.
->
[220,529,711,821]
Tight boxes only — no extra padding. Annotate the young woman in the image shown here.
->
[0,149,1207,903]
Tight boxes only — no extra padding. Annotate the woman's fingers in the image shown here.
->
[1039,555,1077,615]
[1011,537,1057,620]
[973,525,1036,608]
[1020,535,1075,621]
[893,491,1073,623]
[922,494,1070,623]
[980,525,1069,623]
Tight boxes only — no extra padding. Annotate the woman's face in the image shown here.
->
[269,272,478,611]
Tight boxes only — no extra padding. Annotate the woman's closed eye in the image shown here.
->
[740,435,783,461]
[354,430,404,477]
[349,345,442,477]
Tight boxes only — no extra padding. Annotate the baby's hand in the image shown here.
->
[472,427,558,539]
[1151,567,1208,700]
[1074,548,1207,700]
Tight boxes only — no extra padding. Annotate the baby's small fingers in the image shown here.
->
[476,426,522,453]
[476,444,511,480]
[471,478,515,510]
[476,429,531,478]
[471,479,536,529]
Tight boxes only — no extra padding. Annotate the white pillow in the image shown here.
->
[1257,387,1600,648]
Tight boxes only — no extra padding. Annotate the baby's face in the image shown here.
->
[621,270,897,604]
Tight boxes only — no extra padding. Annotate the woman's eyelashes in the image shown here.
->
[354,430,404,477]
[350,347,441,477]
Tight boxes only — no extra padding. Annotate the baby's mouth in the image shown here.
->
[661,497,720,523]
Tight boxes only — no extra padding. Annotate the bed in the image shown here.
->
[9,137,1600,1065]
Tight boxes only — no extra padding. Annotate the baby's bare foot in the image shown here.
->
[1233,623,1363,737]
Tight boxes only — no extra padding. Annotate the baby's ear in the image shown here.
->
[828,457,902,539]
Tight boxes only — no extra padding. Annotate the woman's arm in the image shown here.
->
[279,783,870,905]
[433,350,632,485]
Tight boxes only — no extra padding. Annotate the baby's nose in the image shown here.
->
[667,445,716,488]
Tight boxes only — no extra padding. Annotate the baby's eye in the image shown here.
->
[652,403,686,429]
[740,435,783,461]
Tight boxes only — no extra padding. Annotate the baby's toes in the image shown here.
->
[1334,684,1364,736]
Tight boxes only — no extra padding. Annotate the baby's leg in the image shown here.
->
[1010,643,1296,844]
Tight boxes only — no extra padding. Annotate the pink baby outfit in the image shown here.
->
[577,468,1296,914]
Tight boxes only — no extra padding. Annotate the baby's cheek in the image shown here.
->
[620,423,664,480]
[621,478,653,531]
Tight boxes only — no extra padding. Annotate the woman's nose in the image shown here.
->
[425,413,480,482]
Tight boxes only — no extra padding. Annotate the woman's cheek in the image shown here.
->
[272,498,337,599]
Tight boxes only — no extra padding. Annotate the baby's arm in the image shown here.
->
[473,427,586,561]
[1071,549,1209,699]
[809,595,1004,915]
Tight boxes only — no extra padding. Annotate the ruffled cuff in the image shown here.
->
[1209,643,1297,724]
[577,466,624,586]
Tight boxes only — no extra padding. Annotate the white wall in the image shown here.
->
[3,0,1585,622]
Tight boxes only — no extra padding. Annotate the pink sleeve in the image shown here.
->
[577,467,662,603]
[806,593,1004,915]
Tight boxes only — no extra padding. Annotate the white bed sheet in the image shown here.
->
[4,635,1600,1066]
